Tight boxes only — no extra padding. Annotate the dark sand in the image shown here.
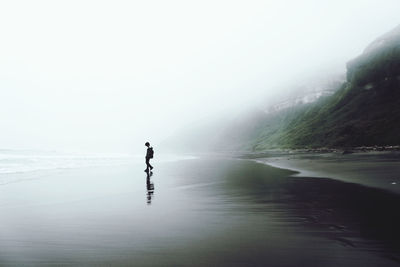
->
[0,157,399,266]
[254,151,400,194]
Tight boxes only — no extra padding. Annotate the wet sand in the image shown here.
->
[253,151,400,194]
[0,157,399,266]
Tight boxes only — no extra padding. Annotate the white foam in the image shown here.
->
[0,150,134,175]
[0,150,197,175]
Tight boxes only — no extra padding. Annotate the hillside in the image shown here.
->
[244,25,400,150]
[162,25,400,152]
[283,25,400,148]
[160,76,343,153]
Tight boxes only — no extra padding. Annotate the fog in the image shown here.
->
[1,0,399,153]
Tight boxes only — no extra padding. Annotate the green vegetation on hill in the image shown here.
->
[248,25,400,150]
[162,25,400,152]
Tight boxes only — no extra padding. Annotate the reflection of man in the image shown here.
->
[146,171,154,205]
[144,142,154,172]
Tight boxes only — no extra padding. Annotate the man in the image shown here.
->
[144,142,154,172]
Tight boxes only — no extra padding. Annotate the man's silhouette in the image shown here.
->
[144,142,154,172]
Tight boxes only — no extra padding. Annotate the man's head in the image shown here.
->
[145,142,150,147]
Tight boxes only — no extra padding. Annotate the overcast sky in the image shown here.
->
[0,0,399,153]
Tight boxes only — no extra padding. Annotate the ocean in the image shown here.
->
[0,152,399,266]
[0,149,195,184]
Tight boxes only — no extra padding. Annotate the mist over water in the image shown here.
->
[1,1,400,153]
[1,1,400,266]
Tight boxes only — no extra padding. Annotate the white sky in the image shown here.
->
[0,0,399,153]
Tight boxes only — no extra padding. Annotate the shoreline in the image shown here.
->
[0,156,399,266]
[238,146,400,158]
[240,150,400,194]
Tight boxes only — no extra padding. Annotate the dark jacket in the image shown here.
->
[146,147,153,158]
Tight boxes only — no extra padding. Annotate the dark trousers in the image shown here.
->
[145,157,153,171]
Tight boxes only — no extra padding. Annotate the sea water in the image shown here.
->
[0,149,196,184]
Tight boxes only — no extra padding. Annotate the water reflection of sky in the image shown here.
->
[0,157,398,266]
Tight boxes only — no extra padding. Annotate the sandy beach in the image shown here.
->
[0,156,399,266]
[252,151,400,194]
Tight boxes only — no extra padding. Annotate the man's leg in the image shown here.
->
[146,158,153,170]
[145,157,150,171]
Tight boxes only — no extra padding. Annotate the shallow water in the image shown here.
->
[0,157,399,266]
